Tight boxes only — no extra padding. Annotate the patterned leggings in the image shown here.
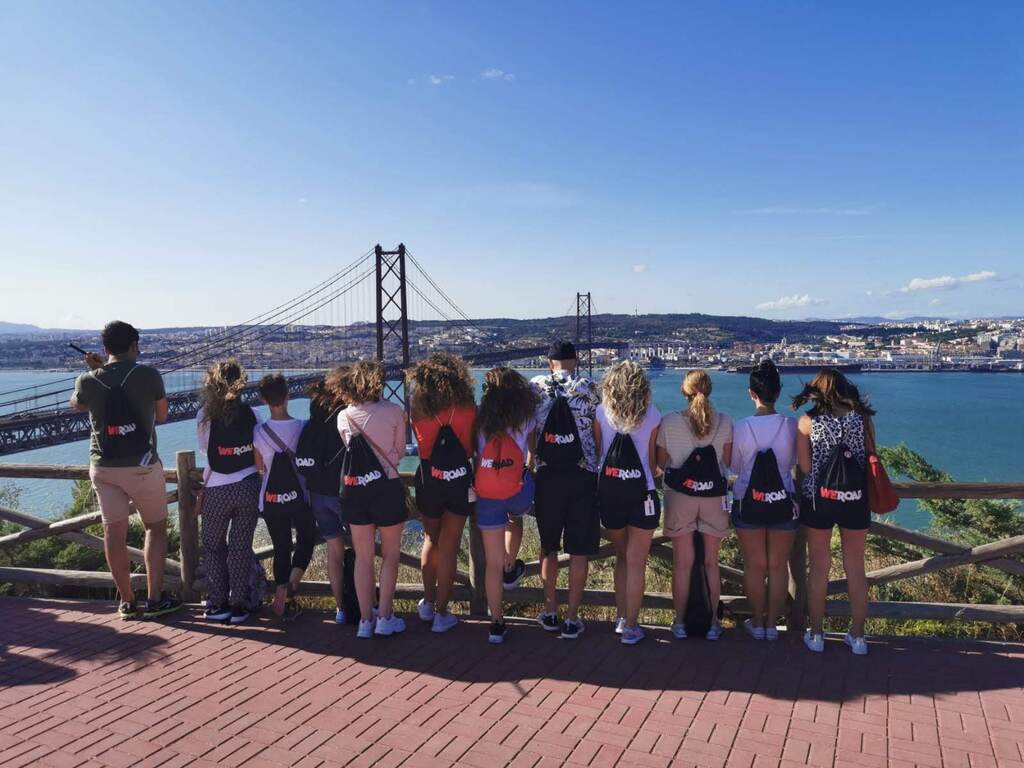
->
[201,473,260,607]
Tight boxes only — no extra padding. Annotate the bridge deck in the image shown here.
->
[2,599,1023,768]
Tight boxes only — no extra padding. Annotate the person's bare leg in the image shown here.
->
[481,528,506,622]
[766,530,796,628]
[671,533,695,624]
[737,528,768,627]
[378,524,403,618]
[142,518,168,601]
[625,527,654,627]
[103,520,135,603]
[840,528,869,636]
[703,533,723,625]
[805,528,833,635]
[505,517,524,571]
[326,537,346,610]
[540,552,559,614]
[349,524,378,623]
[566,555,589,622]
[288,566,305,595]
[420,516,441,606]
[605,528,628,620]
[435,511,467,615]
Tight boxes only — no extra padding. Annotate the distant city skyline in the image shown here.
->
[1,2,1021,328]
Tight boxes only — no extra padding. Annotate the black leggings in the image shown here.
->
[262,504,316,586]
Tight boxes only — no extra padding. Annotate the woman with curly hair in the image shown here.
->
[474,367,539,644]
[594,360,662,645]
[330,361,409,638]
[196,359,261,624]
[406,352,477,633]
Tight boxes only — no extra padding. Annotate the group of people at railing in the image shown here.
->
[71,320,885,656]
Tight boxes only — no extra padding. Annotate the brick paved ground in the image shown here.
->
[2,599,1024,768]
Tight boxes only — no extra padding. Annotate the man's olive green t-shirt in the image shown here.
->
[74,361,166,467]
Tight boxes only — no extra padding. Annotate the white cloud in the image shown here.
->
[482,68,516,81]
[428,74,454,86]
[755,294,827,311]
[929,298,942,305]
[899,270,997,293]
[735,205,875,216]
[632,264,648,273]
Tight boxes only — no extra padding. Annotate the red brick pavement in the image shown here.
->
[2,598,1024,768]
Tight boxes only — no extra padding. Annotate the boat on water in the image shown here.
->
[646,356,667,371]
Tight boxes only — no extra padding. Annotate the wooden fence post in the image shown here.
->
[176,450,199,602]
[467,519,488,616]
[787,526,807,632]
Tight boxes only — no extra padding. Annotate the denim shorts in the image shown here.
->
[730,499,800,532]
[476,472,535,531]
[310,492,347,539]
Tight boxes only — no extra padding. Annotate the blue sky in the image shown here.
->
[1,2,1021,328]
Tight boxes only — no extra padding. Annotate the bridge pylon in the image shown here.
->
[375,244,412,425]
[576,291,593,377]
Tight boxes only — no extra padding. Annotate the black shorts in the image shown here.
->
[599,490,661,531]
[343,478,408,528]
[535,466,599,557]
[798,495,870,531]
[414,467,472,520]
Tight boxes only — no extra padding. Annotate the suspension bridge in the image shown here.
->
[0,244,616,455]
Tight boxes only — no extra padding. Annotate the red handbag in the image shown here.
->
[865,421,898,514]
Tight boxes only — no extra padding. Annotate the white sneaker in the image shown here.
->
[620,626,645,645]
[614,617,626,635]
[844,633,868,656]
[431,611,459,633]
[744,619,766,640]
[706,623,723,641]
[375,615,406,636]
[765,626,780,641]
[417,599,435,623]
[356,618,376,639]
[803,629,825,653]
[670,623,687,639]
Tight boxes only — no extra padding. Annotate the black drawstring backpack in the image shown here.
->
[207,405,257,474]
[339,414,390,506]
[94,366,151,461]
[295,406,346,496]
[683,532,722,637]
[416,410,473,507]
[739,419,794,525]
[536,392,584,468]
[261,424,308,516]
[664,415,727,497]
[597,431,648,511]
[814,421,868,517]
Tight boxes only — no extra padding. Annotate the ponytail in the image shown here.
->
[682,369,714,438]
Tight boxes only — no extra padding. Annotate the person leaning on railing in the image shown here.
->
[69,320,182,620]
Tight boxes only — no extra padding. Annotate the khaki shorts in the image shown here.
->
[663,488,730,538]
[90,463,169,526]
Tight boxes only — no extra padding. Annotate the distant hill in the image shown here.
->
[0,321,45,335]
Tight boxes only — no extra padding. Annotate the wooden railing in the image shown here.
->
[2,451,1023,627]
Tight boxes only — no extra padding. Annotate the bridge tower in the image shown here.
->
[375,244,411,419]
[576,291,593,377]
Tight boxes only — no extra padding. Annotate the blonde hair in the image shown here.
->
[199,359,247,424]
[327,360,384,405]
[600,361,650,432]
[682,369,714,438]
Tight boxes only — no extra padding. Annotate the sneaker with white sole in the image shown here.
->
[356,618,376,638]
[614,617,626,635]
[844,633,868,656]
[621,626,645,645]
[706,623,723,641]
[375,615,406,636]
[537,611,560,632]
[334,608,346,624]
[417,599,435,623]
[765,626,780,641]
[503,559,526,589]
[431,611,458,633]
[559,619,584,640]
[743,619,766,640]
[488,621,507,644]
[803,629,825,653]
[204,603,231,622]
[670,623,687,640]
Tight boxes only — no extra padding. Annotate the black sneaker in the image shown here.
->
[143,594,183,620]
[204,603,231,622]
[229,604,250,624]
[282,600,303,623]
[559,618,585,640]
[503,559,526,590]
[118,601,139,621]
[537,611,560,632]
[488,621,507,645]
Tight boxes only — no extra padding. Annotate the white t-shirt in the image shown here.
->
[476,417,537,462]
[196,407,261,489]
[729,414,798,499]
[595,404,662,491]
[253,417,306,512]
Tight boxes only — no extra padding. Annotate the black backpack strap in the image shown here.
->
[263,423,303,479]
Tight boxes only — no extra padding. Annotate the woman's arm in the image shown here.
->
[648,426,661,480]
[796,413,813,475]
[592,417,602,462]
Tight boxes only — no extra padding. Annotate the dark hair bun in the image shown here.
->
[749,358,782,404]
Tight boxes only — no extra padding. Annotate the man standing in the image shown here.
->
[530,341,600,639]
[70,320,181,620]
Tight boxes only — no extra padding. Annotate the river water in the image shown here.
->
[2,369,1022,530]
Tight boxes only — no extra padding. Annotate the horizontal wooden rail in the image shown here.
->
[869,519,1024,578]
[893,481,1024,500]
[0,566,181,592]
[0,462,183,483]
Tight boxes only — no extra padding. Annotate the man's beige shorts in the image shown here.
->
[90,463,169,526]
[663,488,730,538]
